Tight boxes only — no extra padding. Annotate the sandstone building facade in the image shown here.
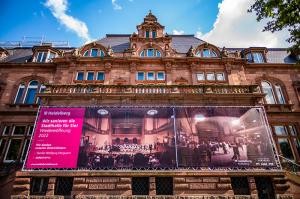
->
[0,12,299,198]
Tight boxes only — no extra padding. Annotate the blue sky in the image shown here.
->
[0,0,290,48]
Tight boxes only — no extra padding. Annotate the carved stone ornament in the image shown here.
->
[107,45,114,57]
[221,46,228,57]
[187,45,195,57]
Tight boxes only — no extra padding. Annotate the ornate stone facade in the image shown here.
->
[0,12,299,198]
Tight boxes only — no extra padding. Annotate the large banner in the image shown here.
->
[24,106,279,170]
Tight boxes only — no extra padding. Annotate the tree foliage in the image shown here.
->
[248,0,300,54]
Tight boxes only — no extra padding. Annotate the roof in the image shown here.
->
[0,35,297,64]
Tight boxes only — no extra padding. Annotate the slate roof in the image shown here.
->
[0,35,297,64]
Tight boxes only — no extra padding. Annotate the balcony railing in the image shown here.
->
[42,84,261,95]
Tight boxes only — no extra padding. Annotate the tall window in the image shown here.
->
[261,81,286,104]
[1,124,33,163]
[14,80,45,104]
[273,125,300,161]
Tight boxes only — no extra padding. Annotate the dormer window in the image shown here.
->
[196,49,217,58]
[140,48,161,57]
[83,49,105,57]
[145,31,150,38]
[152,31,156,38]
[245,52,264,63]
[35,51,56,63]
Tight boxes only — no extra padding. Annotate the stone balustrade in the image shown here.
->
[42,84,260,95]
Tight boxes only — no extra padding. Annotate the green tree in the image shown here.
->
[248,0,300,54]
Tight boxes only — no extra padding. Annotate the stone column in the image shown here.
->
[46,177,56,196]
[129,62,137,85]
[104,62,112,85]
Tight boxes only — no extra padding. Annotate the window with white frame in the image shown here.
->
[261,81,286,104]
[157,72,165,80]
[245,52,265,63]
[273,125,300,161]
[14,80,45,104]
[4,139,22,162]
[206,73,215,81]
[86,72,95,81]
[216,72,225,81]
[195,49,217,58]
[140,48,162,57]
[35,51,56,63]
[147,72,155,80]
[83,49,105,57]
[0,124,33,163]
[76,71,84,81]
[97,72,105,81]
[196,73,205,81]
[136,72,145,81]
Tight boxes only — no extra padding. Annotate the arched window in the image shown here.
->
[195,48,217,58]
[140,48,162,57]
[14,80,45,104]
[83,49,105,57]
[261,81,286,104]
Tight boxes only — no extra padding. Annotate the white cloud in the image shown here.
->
[173,29,185,35]
[112,0,122,10]
[199,0,290,48]
[45,0,91,42]
[195,31,203,39]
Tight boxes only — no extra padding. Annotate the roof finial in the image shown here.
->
[149,10,152,14]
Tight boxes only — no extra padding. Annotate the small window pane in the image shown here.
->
[21,139,30,161]
[140,50,145,57]
[261,81,276,104]
[0,139,7,156]
[97,72,105,81]
[13,126,26,135]
[30,177,49,195]
[275,84,285,104]
[147,72,155,80]
[246,53,253,62]
[147,49,154,57]
[293,138,300,157]
[99,50,105,57]
[41,53,47,62]
[137,72,144,81]
[54,177,74,196]
[206,73,215,81]
[145,31,150,38]
[152,31,156,38]
[76,72,84,81]
[289,125,298,136]
[87,72,94,80]
[274,126,287,136]
[37,52,43,62]
[91,49,98,57]
[203,49,210,57]
[28,125,34,135]
[47,52,55,62]
[211,50,217,57]
[197,73,205,81]
[278,138,294,160]
[15,84,25,104]
[216,73,225,81]
[157,72,165,80]
[231,177,250,195]
[156,50,161,57]
[5,139,22,161]
[83,50,89,57]
[253,52,264,63]
[2,126,10,136]
[24,88,37,104]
